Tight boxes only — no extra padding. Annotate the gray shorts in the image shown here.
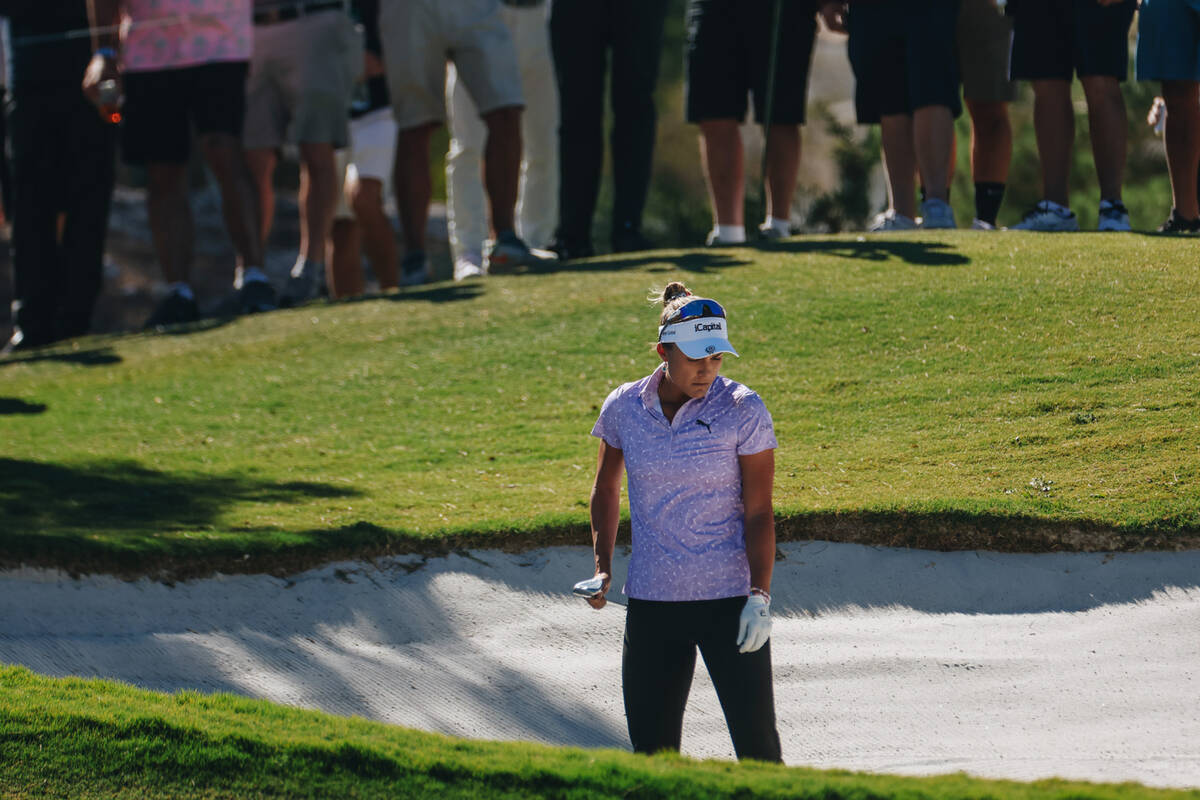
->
[244,10,358,149]
[958,0,1016,103]
[378,0,524,131]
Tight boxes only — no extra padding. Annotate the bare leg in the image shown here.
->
[964,99,1012,184]
[1079,74,1127,203]
[350,175,398,289]
[481,105,522,236]
[912,104,953,203]
[1031,79,1074,206]
[145,162,194,284]
[199,132,264,272]
[764,123,800,220]
[879,113,917,219]
[244,147,277,248]
[394,122,436,253]
[328,217,363,298]
[698,119,744,226]
[1160,79,1200,219]
[297,141,338,263]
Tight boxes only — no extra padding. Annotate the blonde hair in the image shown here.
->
[652,281,694,326]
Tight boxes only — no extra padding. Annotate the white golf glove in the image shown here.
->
[736,593,771,653]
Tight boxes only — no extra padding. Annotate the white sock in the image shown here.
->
[764,216,790,235]
[168,282,194,300]
[233,266,269,290]
[714,224,746,244]
[290,256,308,279]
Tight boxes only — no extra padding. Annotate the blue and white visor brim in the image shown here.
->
[658,318,739,359]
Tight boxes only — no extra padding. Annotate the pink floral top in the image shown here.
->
[121,0,252,72]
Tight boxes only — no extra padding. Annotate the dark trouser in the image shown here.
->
[549,0,668,248]
[6,88,116,345]
[622,597,782,762]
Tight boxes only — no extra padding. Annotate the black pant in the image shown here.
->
[6,88,116,345]
[622,597,782,762]
[549,0,668,248]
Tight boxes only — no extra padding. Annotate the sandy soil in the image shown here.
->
[2,541,1197,788]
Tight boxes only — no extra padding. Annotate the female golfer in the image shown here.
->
[581,281,781,762]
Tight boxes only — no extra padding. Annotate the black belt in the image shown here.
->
[253,1,344,25]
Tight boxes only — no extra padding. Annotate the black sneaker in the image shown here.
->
[611,225,653,254]
[238,279,278,314]
[400,251,430,287]
[282,262,320,306]
[546,236,594,262]
[144,290,200,330]
[1157,208,1200,233]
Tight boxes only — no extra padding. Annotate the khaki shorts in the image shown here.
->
[334,107,398,219]
[378,0,524,131]
[957,0,1017,104]
[244,10,359,148]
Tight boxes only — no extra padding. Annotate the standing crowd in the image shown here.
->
[0,0,1195,355]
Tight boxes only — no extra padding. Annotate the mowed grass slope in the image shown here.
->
[3,233,1200,576]
[3,665,1199,800]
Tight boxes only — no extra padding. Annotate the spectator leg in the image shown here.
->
[912,104,953,203]
[1160,80,1200,220]
[393,122,437,254]
[145,163,195,286]
[1030,79,1074,206]
[879,114,918,219]
[513,6,560,248]
[297,142,338,264]
[698,120,745,227]
[349,176,398,290]
[964,99,1012,184]
[199,132,265,274]
[328,217,363,299]
[1079,75,1127,204]
[764,123,801,221]
[245,147,278,248]
[446,63,489,263]
[609,0,669,239]
[549,0,607,248]
[481,105,523,237]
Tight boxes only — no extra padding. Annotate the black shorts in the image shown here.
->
[847,0,962,124]
[1008,0,1136,82]
[685,0,818,125]
[121,61,249,165]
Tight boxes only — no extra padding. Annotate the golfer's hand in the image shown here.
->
[582,572,611,610]
[736,594,772,653]
[82,52,120,110]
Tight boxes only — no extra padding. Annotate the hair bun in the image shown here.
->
[661,281,691,306]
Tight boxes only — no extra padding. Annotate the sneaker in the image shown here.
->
[867,209,918,232]
[546,236,594,262]
[611,225,654,253]
[756,221,791,240]
[1010,200,1079,231]
[485,230,556,274]
[919,197,956,229]
[1097,200,1131,232]
[238,279,278,315]
[400,251,430,287]
[282,262,320,306]
[970,218,997,231]
[1157,208,1200,233]
[144,289,200,329]
[453,250,485,282]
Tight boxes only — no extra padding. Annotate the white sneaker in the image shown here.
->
[970,218,997,231]
[1097,200,1131,232]
[920,197,957,229]
[1010,200,1079,231]
[453,251,485,282]
[868,209,918,232]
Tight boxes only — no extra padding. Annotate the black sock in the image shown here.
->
[919,186,950,204]
[974,182,1005,225]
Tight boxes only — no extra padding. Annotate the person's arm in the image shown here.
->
[82,0,123,109]
[739,448,776,596]
[586,440,624,610]
[818,1,848,34]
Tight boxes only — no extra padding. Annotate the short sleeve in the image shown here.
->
[590,386,624,449]
[735,392,777,456]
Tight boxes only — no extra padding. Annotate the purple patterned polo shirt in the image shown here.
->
[591,369,777,602]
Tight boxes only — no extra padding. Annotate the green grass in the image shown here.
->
[3,233,1200,577]
[1,665,1195,800]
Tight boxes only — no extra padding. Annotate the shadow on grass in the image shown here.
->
[761,237,970,266]
[0,398,47,415]
[0,345,123,368]
[0,458,360,574]
[391,283,486,304]
[481,250,754,278]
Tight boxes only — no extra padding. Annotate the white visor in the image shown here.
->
[658,316,739,359]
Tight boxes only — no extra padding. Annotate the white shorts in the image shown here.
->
[378,0,524,130]
[334,107,397,219]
